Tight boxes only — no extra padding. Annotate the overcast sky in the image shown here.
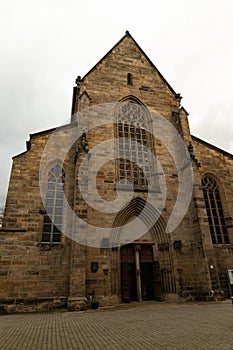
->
[1,0,233,206]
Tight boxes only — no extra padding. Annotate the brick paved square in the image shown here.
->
[0,301,232,350]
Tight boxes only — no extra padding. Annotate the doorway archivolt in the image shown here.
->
[111,198,176,302]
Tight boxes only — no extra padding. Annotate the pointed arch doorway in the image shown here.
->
[112,197,176,303]
[120,244,161,303]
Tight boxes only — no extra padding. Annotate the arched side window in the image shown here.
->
[202,175,229,244]
[41,164,65,243]
[116,100,153,190]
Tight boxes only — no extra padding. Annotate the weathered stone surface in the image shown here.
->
[0,32,232,312]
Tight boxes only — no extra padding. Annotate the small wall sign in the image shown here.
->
[227,269,233,285]
[91,262,99,273]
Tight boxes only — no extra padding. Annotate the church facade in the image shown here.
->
[1,32,233,311]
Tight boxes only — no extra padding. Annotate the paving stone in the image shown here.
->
[0,301,232,350]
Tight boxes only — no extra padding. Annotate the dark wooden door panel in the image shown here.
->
[153,261,162,301]
[121,262,130,302]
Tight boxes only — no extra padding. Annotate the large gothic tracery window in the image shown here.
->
[41,164,65,243]
[202,175,229,245]
[116,100,153,190]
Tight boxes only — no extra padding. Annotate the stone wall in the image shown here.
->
[1,126,76,310]
[192,136,233,291]
[1,32,233,312]
[0,229,71,312]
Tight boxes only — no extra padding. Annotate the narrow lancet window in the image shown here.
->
[42,164,65,243]
[202,175,229,244]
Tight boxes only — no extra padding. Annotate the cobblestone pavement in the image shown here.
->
[0,300,232,350]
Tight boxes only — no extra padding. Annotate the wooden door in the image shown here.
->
[120,246,136,303]
[121,262,130,303]
[153,261,162,301]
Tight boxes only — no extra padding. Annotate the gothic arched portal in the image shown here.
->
[110,198,176,302]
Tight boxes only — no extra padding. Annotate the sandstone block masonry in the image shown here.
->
[1,32,233,312]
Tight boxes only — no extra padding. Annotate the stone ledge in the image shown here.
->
[0,229,27,232]
[0,297,67,314]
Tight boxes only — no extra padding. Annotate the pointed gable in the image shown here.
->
[73,31,182,120]
[83,31,176,96]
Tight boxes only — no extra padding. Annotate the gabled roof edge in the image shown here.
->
[192,135,233,159]
[12,122,77,159]
[82,31,177,96]
[180,106,189,116]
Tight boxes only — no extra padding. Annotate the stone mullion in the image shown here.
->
[207,190,217,244]
[214,190,223,243]
[214,190,225,244]
[127,124,134,184]
[139,126,147,187]
[131,124,137,185]
[135,126,142,186]
[117,122,122,184]
[123,123,127,184]
[47,175,56,243]
[51,176,59,242]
